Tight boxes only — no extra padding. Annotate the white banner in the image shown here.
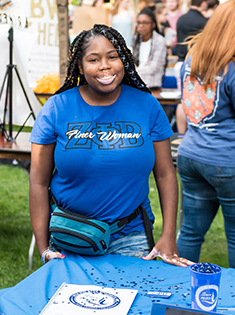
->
[0,0,59,126]
[27,0,60,84]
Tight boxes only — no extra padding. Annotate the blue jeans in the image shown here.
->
[177,155,235,268]
[107,231,150,257]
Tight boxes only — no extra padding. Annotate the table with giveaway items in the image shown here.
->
[0,252,235,314]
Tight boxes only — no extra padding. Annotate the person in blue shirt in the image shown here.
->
[177,0,235,268]
[29,24,192,267]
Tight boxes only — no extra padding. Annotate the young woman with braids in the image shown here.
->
[29,24,192,267]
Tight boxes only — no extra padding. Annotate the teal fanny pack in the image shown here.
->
[49,196,147,256]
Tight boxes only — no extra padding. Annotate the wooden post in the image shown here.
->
[57,0,69,87]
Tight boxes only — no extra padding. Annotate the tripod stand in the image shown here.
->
[0,27,36,141]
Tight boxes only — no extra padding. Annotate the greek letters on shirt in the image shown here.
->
[65,121,144,149]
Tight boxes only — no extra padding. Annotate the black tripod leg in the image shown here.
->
[14,67,36,119]
[0,68,10,138]
[1,27,36,141]
[14,112,32,139]
[3,75,10,132]
[13,67,36,140]
[0,67,9,99]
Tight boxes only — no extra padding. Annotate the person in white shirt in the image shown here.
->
[132,7,167,90]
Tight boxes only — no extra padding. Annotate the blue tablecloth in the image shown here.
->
[0,252,235,314]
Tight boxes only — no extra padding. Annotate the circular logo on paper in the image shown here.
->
[195,285,218,311]
[69,290,121,310]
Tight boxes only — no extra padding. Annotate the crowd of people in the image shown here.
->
[69,0,220,89]
[68,0,220,129]
[69,0,188,91]
[69,0,220,124]
[29,0,235,270]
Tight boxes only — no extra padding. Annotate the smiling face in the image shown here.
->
[79,35,125,105]
[136,14,155,42]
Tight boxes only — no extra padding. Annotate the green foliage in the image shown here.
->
[71,0,81,5]
[0,164,42,290]
[0,165,229,290]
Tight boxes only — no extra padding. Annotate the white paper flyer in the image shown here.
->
[40,283,138,315]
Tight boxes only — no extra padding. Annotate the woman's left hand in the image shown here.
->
[142,238,194,267]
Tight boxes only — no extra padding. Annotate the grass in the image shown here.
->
[4,125,32,133]
[0,163,42,289]
[0,163,229,290]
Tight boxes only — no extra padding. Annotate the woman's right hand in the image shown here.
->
[41,248,65,264]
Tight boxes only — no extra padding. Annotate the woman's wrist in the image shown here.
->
[160,230,177,241]
[41,247,50,264]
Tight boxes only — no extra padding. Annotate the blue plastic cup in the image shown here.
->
[190,263,222,312]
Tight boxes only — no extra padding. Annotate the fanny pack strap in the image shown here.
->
[109,205,142,234]
[50,194,154,250]
[110,205,155,251]
[141,206,155,250]
[50,194,57,211]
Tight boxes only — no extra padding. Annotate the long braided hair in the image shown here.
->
[55,24,151,95]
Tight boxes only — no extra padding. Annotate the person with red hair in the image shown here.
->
[177,0,235,268]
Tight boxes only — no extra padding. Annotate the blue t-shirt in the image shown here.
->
[178,58,235,167]
[30,84,173,239]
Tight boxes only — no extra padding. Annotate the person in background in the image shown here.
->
[29,24,192,268]
[165,0,182,56]
[177,0,235,268]
[176,0,208,62]
[133,7,167,92]
[108,0,136,49]
[202,0,219,18]
[138,0,151,11]
[92,0,104,7]
[175,0,208,133]
[176,0,219,131]
[154,2,170,37]
[154,2,176,56]
[175,101,187,133]
[133,7,175,121]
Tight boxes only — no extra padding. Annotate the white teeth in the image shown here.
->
[96,74,116,85]
[99,76,113,80]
